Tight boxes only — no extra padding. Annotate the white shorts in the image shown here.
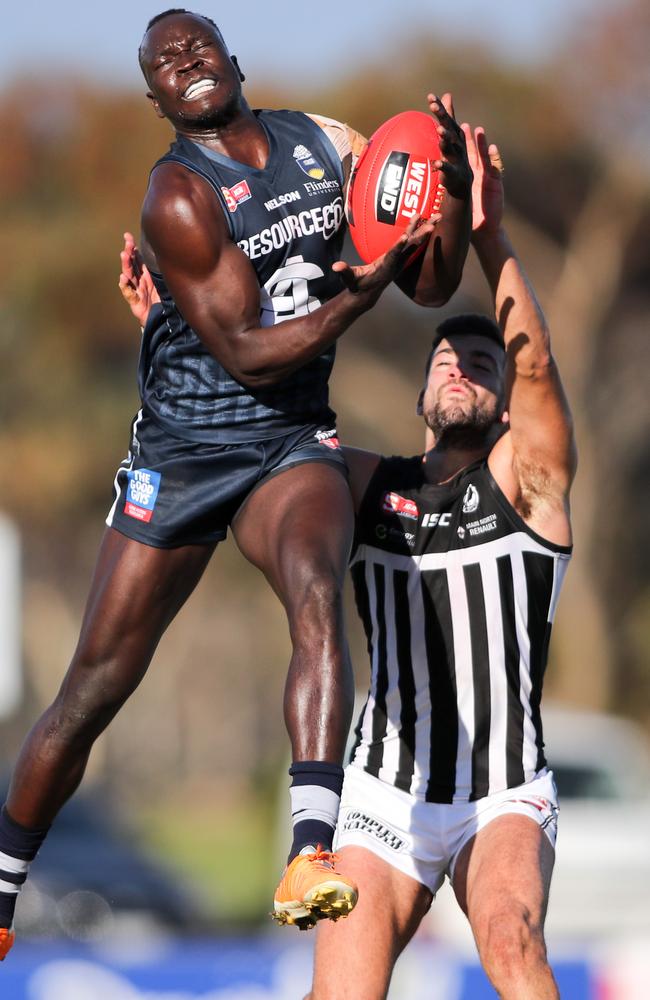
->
[334,765,559,896]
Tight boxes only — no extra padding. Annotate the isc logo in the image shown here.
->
[376,152,428,225]
[422,512,451,528]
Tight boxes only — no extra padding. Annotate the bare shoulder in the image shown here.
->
[488,431,572,547]
[342,446,382,512]
[142,162,229,269]
[144,162,223,229]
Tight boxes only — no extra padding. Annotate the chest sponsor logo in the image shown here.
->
[341,810,405,851]
[376,152,430,225]
[124,468,161,523]
[264,190,301,211]
[466,513,498,536]
[462,483,480,513]
[315,428,340,450]
[237,198,344,261]
[221,179,252,213]
[293,143,325,180]
[422,511,451,528]
[382,492,419,519]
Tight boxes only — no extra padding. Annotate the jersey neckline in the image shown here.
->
[184,109,279,179]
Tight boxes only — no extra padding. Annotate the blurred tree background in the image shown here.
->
[0,0,648,926]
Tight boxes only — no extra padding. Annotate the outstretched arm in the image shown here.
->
[140,163,437,390]
[396,93,473,307]
[467,125,576,540]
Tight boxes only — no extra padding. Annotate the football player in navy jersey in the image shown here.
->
[0,10,472,959]
[306,127,575,1000]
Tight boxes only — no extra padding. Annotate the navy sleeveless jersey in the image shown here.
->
[139,109,347,443]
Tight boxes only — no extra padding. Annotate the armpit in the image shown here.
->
[514,457,565,521]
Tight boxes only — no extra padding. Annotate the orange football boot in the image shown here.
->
[272,846,357,930]
[0,927,15,961]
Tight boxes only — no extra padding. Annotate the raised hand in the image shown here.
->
[118,232,160,327]
[428,93,473,202]
[461,124,504,236]
[332,212,440,300]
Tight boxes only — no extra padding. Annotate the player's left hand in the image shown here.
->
[119,232,160,327]
[428,93,472,202]
[333,212,440,300]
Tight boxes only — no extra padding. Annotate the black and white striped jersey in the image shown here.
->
[349,455,572,804]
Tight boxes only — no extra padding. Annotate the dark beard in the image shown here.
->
[425,400,498,449]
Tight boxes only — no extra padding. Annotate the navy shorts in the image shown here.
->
[106,411,348,548]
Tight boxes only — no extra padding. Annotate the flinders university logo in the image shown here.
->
[293,144,325,180]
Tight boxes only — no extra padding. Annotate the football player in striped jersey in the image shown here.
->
[308,124,575,999]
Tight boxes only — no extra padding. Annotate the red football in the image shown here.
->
[346,110,445,264]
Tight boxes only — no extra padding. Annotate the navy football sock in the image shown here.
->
[288,761,344,863]
[0,806,50,928]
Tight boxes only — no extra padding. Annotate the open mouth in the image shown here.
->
[182,78,217,101]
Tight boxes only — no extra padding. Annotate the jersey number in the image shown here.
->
[259,255,324,325]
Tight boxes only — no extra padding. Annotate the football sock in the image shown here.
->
[0,806,50,929]
[288,761,344,862]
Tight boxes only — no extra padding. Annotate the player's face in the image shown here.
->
[141,14,243,130]
[421,334,505,437]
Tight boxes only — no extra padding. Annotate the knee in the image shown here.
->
[478,903,548,983]
[285,561,344,629]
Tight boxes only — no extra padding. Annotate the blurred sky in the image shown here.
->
[3,0,618,93]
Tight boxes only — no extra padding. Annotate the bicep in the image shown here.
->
[507,360,577,492]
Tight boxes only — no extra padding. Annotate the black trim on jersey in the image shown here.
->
[394,569,416,791]
[464,562,491,801]
[366,563,388,777]
[497,554,526,787]
[422,569,457,803]
[524,551,555,772]
[350,561,372,764]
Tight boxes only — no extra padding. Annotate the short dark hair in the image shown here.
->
[424,313,505,378]
[139,9,225,73]
[144,8,220,33]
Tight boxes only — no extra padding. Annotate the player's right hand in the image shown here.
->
[332,213,440,303]
[462,125,504,237]
[119,232,160,327]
